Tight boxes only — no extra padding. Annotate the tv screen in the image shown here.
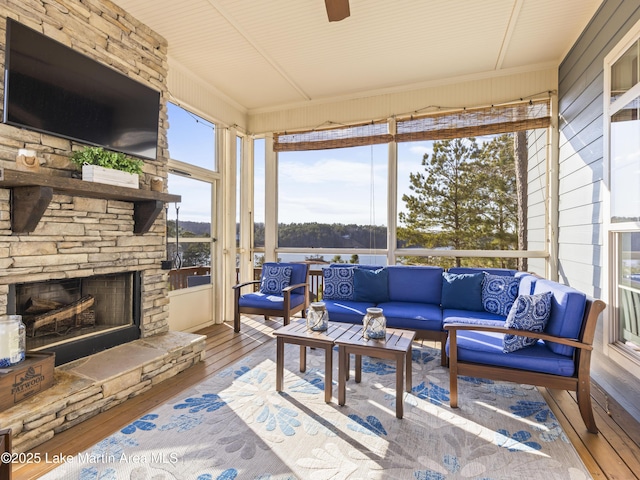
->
[3,19,160,160]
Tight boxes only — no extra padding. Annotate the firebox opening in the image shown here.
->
[9,272,142,366]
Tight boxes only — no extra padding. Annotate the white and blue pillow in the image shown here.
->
[323,267,355,300]
[482,273,521,316]
[503,291,553,353]
[259,265,293,295]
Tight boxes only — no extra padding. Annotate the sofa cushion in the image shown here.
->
[503,291,552,353]
[448,267,517,276]
[259,265,292,294]
[376,301,443,331]
[443,309,506,327]
[386,266,443,304]
[533,279,587,356]
[323,266,355,300]
[239,292,306,310]
[322,299,374,323]
[515,272,537,296]
[482,273,520,316]
[441,272,484,311]
[353,267,389,303]
[445,329,576,377]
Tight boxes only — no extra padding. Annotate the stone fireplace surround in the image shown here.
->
[0,0,207,453]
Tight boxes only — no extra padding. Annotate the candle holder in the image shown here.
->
[362,307,386,340]
[306,302,329,331]
[0,315,26,367]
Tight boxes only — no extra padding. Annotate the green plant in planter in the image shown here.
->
[70,146,144,175]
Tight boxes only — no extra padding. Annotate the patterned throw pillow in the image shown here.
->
[259,265,292,295]
[503,291,553,353]
[323,267,355,300]
[482,273,521,316]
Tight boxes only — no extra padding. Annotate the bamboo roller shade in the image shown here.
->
[273,99,550,152]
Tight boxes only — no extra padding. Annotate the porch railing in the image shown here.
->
[168,266,211,291]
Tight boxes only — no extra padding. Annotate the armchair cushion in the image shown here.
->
[482,273,520,316]
[441,272,484,311]
[323,266,355,300]
[238,292,306,310]
[259,265,292,294]
[503,291,552,353]
[353,267,389,303]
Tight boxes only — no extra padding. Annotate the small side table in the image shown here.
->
[274,320,352,403]
[335,325,415,419]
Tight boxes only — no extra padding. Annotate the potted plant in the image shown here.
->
[70,146,143,189]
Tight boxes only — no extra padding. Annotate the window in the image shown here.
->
[618,232,640,351]
[167,103,216,170]
[276,144,388,264]
[166,103,217,290]
[396,132,546,269]
[606,23,640,364]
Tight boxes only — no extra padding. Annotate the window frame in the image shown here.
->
[604,17,640,378]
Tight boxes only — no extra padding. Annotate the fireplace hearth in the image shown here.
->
[8,272,142,365]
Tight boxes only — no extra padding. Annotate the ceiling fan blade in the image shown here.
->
[325,0,350,22]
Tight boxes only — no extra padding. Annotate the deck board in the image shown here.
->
[11,317,640,480]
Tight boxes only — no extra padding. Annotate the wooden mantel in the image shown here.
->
[0,168,181,235]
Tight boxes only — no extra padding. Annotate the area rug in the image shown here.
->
[42,342,591,480]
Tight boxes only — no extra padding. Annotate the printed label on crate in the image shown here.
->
[12,365,45,402]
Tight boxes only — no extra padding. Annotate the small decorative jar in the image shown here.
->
[306,302,329,331]
[0,315,26,367]
[362,307,386,340]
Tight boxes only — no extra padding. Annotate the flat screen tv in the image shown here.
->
[3,18,160,160]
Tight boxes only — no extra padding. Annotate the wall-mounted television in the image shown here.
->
[3,18,160,160]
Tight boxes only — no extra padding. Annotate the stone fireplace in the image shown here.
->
[0,0,206,454]
[9,272,142,365]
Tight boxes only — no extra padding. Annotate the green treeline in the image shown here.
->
[253,222,387,249]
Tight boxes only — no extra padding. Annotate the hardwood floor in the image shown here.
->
[11,316,640,480]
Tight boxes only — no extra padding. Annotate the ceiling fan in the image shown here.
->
[325,0,350,22]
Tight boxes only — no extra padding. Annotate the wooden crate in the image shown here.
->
[82,164,139,188]
[0,352,55,412]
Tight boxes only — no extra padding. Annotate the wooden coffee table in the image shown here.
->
[274,320,353,403]
[335,324,415,418]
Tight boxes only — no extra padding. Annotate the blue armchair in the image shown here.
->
[233,262,310,333]
[445,279,606,434]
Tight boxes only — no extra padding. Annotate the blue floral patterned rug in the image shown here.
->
[42,342,591,480]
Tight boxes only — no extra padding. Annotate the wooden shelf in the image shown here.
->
[0,168,181,234]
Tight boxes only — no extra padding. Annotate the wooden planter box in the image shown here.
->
[0,352,55,412]
[82,164,139,189]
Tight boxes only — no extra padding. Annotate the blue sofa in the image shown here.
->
[320,263,606,432]
[320,264,570,365]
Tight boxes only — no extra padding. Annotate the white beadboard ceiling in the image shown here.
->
[112,0,603,112]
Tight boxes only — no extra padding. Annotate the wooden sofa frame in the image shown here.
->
[445,297,606,434]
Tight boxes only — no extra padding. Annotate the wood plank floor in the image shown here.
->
[11,316,640,480]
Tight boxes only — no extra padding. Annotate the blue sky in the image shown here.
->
[166,102,433,226]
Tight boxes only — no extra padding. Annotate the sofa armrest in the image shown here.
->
[444,322,592,351]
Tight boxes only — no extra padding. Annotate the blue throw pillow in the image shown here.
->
[353,267,389,303]
[482,273,520,316]
[323,267,355,300]
[503,291,553,353]
[441,272,484,311]
[259,265,292,295]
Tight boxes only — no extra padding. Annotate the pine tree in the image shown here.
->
[398,138,484,267]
